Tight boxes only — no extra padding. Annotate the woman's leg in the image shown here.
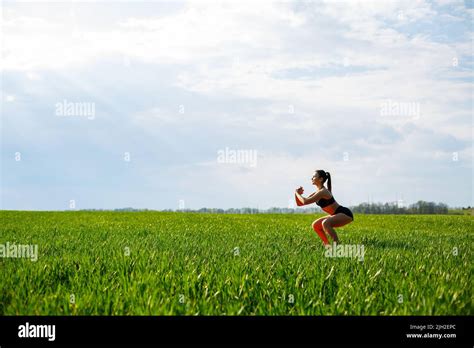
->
[312,217,330,245]
[322,213,353,244]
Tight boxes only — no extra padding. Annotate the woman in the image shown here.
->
[295,170,353,245]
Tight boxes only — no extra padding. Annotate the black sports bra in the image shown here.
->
[316,195,335,208]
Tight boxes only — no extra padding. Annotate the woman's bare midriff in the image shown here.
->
[322,202,340,215]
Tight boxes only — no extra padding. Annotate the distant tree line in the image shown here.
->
[351,201,449,214]
[184,207,320,214]
[79,201,472,215]
[82,207,319,214]
[181,201,452,215]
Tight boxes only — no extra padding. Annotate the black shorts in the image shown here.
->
[334,206,354,220]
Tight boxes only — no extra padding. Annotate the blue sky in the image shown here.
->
[1,0,473,210]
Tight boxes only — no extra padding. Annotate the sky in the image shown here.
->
[1,0,473,210]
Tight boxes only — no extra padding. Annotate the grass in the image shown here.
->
[0,211,472,315]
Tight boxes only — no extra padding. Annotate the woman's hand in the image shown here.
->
[295,187,304,206]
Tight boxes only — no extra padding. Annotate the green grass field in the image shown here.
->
[1,211,472,315]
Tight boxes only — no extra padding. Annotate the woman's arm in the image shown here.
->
[295,192,304,206]
[295,189,324,206]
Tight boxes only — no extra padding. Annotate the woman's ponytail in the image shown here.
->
[326,171,332,192]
